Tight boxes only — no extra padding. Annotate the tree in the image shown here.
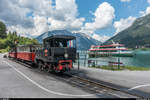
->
[0,25,40,52]
[0,21,7,38]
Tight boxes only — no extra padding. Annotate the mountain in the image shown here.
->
[36,30,101,50]
[104,14,150,48]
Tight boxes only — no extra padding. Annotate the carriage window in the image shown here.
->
[22,47,30,52]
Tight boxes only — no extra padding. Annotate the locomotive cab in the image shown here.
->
[43,35,76,62]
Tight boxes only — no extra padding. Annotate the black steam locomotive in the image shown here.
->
[35,35,77,73]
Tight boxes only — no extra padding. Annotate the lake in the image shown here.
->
[77,50,150,67]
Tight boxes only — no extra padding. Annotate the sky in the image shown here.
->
[0,0,150,42]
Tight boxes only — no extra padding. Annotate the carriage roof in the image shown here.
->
[17,44,42,48]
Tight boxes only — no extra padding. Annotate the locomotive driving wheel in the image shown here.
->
[38,61,44,71]
[45,64,51,73]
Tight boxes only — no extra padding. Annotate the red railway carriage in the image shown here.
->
[8,48,17,58]
[9,52,17,58]
[16,45,41,62]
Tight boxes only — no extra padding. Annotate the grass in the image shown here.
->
[88,65,150,71]
[0,49,8,53]
[134,48,150,51]
[125,66,150,71]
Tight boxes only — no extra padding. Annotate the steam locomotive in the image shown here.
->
[8,35,77,73]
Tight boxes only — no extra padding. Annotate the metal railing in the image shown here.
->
[74,50,124,70]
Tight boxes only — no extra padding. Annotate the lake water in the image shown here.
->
[77,50,150,67]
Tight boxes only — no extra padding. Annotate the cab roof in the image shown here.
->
[43,35,76,42]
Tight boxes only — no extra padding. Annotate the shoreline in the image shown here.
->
[88,65,150,71]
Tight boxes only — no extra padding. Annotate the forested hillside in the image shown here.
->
[104,14,150,48]
[0,21,39,53]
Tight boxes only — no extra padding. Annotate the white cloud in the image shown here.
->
[0,0,115,43]
[82,2,115,34]
[92,34,110,42]
[113,16,136,35]
[48,17,85,32]
[48,0,85,32]
[145,7,150,15]
[18,0,53,17]
[0,0,34,28]
[33,16,50,36]
[148,0,150,4]
[0,0,85,37]
[120,0,131,2]
[7,25,34,37]
[0,0,52,36]
[139,7,150,17]
[55,0,78,19]
[7,16,50,37]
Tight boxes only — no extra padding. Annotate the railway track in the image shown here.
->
[7,58,143,98]
[62,73,143,98]
[8,58,34,69]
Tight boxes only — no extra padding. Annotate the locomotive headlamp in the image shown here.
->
[64,53,68,58]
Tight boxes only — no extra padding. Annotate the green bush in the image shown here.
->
[0,31,39,51]
[0,21,41,52]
